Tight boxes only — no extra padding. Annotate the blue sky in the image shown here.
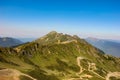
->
[0,0,120,40]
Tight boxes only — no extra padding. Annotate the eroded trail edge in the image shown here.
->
[75,56,120,80]
[0,68,37,80]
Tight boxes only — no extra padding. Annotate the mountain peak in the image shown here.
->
[46,31,63,37]
[47,31,58,35]
[35,31,80,45]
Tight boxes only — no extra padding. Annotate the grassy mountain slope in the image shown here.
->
[0,31,120,80]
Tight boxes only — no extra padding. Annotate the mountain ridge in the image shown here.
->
[85,37,120,57]
[0,37,23,47]
[0,31,120,80]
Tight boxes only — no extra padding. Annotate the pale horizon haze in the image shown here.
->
[0,0,120,41]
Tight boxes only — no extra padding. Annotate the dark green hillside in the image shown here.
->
[0,31,120,80]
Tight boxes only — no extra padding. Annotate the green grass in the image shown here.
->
[0,32,120,80]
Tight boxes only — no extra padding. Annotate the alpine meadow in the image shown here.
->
[0,0,120,80]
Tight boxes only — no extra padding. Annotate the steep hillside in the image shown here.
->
[0,31,120,80]
[0,37,23,47]
[85,37,120,57]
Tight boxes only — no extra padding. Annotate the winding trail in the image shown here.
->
[1,56,120,80]
[57,40,78,44]
[76,57,86,74]
[76,56,104,79]
[76,56,120,80]
[106,72,120,80]
[0,68,37,80]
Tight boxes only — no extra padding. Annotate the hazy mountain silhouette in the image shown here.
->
[86,37,120,57]
[0,37,23,47]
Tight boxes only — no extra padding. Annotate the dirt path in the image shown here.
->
[76,57,93,79]
[64,56,120,80]
[106,72,120,80]
[77,57,86,74]
[0,68,37,80]
[57,40,78,44]
[76,56,120,80]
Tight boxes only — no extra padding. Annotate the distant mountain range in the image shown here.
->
[85,37,120,57]
[18,38,35,42]
[0,31,120,80]
[0,37,23,47]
